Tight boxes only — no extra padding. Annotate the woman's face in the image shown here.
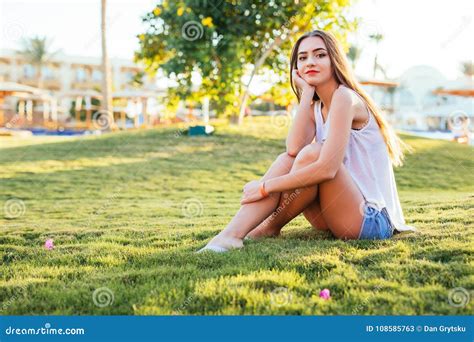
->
[296,36,332,86]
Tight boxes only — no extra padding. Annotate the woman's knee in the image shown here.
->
[294,143,322,167]
[275,151,296,170]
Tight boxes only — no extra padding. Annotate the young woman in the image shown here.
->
[198,30,416,253]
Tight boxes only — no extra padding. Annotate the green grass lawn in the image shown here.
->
[1,117,473,315]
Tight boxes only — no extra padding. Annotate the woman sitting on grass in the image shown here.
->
[198,30,416,253]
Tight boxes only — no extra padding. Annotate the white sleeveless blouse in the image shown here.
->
[314,94,416,233]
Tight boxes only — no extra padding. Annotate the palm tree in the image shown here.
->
[460,61,473,78]
[17,36,57,88]
[101,0,114,128]
[369,33,384,78]
[385,86,396,114]
[347,45,361,71]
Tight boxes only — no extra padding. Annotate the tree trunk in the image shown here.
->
[101,0,114,129]
[235,24,311,126]
[36,66,43,89]
[373,53,378,78]
[237,37,283,125]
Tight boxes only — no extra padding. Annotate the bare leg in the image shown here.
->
[247,143,324,238]
[249,146,366,240]
[317,163,365,239]
[249,149,365,240]
[302,198,329,231]
[201,152,295,250]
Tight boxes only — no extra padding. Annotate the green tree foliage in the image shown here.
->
[135,0,355,119]
[17,35,58,89]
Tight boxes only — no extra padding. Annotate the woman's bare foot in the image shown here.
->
[245,224,281,239]
[197,231,244,253]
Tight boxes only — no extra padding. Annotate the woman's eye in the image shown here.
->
[316,53,326,58]
[298,56,306,61]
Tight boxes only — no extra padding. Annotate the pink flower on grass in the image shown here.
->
[319,288,331,300]
[44,239,54,250]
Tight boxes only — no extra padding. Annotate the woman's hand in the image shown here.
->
[240,180,264,205]
[292,69,314,93]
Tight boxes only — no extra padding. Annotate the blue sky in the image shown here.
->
[1,0,472,80]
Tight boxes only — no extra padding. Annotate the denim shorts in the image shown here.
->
[358,203,394,240]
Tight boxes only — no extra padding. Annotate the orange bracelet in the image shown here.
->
[259,181,269,198]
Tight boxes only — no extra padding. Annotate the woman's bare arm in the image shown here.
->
[286,89,316,156]
[267,88,356,193]
[286,70,316,156]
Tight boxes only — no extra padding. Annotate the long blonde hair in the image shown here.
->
[290,30,409,167]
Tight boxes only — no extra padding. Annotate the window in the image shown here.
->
[76,68,86,82]
[24,64,35,79]
[42,66,55,80]
[92,69,102,81]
